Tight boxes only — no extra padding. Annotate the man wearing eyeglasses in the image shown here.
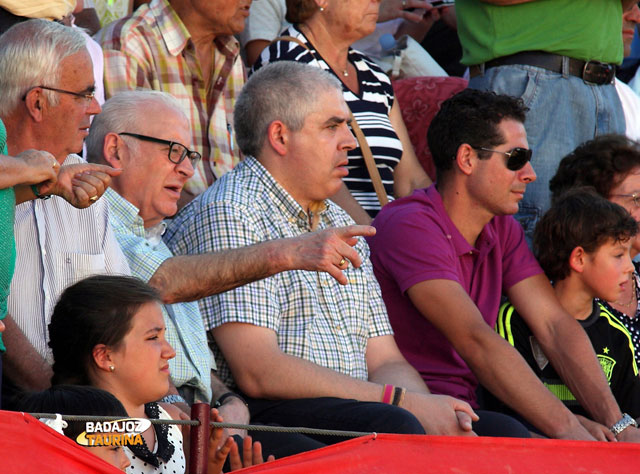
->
[368,89,640,442]
[86,88,384,458]
[0,19,127,403]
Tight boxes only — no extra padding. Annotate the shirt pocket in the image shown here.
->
[50,252,107,300]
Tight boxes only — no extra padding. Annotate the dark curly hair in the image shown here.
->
[427,89,528,183]
[533,187,637,282]
[48,275,160,386]
[549,135,640,202]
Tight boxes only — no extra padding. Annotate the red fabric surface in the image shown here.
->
[0,410,122,473]
[238,433,640,474]
[394,76,468,181]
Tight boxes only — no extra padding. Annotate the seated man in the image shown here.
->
[165,61,479,440]
[368,88,640,442]
[0,19,122,398]
[97,0,250,203]
[495,189,640,438]
[86,89,379,455]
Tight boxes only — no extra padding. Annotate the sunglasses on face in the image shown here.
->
[473,146,533,171]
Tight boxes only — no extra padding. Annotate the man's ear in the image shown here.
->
[454,143,476,176]
[266,120,289,156]
[569,246,586,273]
[23,88,45,122]
[103,132,125,168]
[92,344,115,373]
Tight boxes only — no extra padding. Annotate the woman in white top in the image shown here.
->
[48,275,265,473]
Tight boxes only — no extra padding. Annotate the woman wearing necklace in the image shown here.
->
[550,135,640,366]
[47,275,267,473]
[253,0,432,223]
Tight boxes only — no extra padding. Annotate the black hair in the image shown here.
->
[533,187,637,282]
[549,135,640,202]
[17,385,128,441]
[48,275,160,386]
[427,89,528,183]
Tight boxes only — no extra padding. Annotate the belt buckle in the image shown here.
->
[582,60,615,85]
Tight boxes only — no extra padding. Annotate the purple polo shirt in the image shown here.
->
[367,185,542,407]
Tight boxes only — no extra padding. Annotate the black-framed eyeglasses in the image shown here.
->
[119,132,201,166]
[473,146,533,171]
[22,85,96,103]
[611,192,640,209]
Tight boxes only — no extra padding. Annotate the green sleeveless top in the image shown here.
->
[0,119,16,352]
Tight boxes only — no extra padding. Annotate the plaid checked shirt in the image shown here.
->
[97,0,245,198]
[105,188,213,402]
[164,157,393,388]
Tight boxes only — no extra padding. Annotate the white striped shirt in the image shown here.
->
[9,154,130,363]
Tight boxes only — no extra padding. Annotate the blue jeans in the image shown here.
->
[469,63,625,241]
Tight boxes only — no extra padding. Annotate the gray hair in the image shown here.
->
[234,61,342,157]
[0,19,86,117]
[86,90,188,163]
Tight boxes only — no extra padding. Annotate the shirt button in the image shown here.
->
[446,235,452,239]
[65,257,71,264]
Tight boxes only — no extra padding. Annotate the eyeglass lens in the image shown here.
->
[506,148,532,171]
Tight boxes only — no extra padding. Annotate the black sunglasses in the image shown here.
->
[474,146,533,171]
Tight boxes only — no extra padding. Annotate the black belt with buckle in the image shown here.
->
[469,51,616,85]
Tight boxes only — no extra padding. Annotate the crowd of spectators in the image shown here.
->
[3,0,640,472]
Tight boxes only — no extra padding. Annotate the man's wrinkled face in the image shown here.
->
[116,103,195,228]
[189,0,252,36]
[43,49,101,161]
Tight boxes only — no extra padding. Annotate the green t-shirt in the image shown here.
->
[0,118,15,352]
[457,0,623,66]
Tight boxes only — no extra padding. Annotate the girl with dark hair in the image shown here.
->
[18,385,131,471]
[47,275,246,474]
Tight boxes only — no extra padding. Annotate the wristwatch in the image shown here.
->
[610,413,638,436]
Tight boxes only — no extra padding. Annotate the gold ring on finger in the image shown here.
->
[89,195,98,202]
[338,258,347,267]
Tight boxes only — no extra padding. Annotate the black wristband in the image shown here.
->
[214,392,248,408]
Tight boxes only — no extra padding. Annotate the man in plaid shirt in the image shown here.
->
[165,62,479,442]
[97,0,250,204]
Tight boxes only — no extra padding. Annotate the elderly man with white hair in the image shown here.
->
[0,19,122,402]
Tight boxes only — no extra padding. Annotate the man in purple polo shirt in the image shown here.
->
[368,89,640,442]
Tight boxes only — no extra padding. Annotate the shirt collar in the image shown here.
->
[244,156,330,229]
[105,188,147,237]
[427,185,497,257]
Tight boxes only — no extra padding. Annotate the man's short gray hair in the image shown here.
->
[234,61,342,157]
[0,19,86,117]
[86,90,188,163]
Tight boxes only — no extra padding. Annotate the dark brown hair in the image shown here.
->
[49,275,160,386]
[533,187,637,282]
[285,0,319,24]
[550,135,640,202]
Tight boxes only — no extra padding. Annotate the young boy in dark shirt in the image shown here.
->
[495,188,640,436]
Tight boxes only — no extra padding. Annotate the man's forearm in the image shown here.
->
[459,327,588,438]
[368,360,430,394]
[150,241,288,304]
[538,317,624,428]
[2,314,52,391]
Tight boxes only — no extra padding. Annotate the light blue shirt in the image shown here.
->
[106,188,212,402]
